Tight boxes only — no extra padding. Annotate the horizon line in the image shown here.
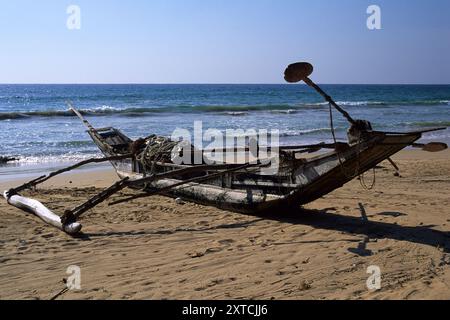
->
[1,83,450,86]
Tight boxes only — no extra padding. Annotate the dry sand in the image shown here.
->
[0,150,449,300]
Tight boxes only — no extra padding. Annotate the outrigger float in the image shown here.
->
[3,62,447,235]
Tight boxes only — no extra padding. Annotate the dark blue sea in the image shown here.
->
[1,84,449,179]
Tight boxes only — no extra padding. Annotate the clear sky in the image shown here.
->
[0,0,449,84]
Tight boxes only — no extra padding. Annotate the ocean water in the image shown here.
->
[0,84,449,179]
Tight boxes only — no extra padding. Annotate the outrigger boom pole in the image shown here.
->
[67,101,95,131]
[284,62,357,125]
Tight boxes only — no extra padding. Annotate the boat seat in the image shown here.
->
[94,127,114,132]
[99,131,119,139]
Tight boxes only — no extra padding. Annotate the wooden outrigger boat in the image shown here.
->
[3,62,447,235]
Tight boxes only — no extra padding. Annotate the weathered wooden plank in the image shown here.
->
[4,191,82,234]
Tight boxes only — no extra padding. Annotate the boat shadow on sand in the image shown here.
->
[78,205,450,254]
[262,206,450,255]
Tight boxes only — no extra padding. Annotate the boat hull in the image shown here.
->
[103,132,422,214]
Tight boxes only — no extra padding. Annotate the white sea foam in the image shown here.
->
[302,101,385,107]
[16,153,101,164]
[278,128,336,137]
[225,111,249,116]
[270,109,298,114]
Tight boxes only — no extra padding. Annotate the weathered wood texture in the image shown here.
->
[3,191,82,234]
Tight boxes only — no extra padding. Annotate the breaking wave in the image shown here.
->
[400,121,450,127]
[0,99,449,120]
[278,128,340,137]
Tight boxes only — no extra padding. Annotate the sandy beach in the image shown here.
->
[0,149,449,300]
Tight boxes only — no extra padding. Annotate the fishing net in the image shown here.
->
[133,135,199,175]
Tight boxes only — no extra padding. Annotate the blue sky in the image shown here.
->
[0,0,449,84]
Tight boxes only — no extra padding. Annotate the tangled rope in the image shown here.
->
[328,103,375,190]
[135,135,179,177]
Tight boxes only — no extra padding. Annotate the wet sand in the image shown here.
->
[0,150,449,299]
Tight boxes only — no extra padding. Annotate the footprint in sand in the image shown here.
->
[194,286,206,292]
[33,227,44,235]
[195,220,210,226]
[205,278,226,288]
[61,241,79,247]
[41,233,55,239]
[299,280,312,291]
[188,239,236,258]
[189,251,206,258]
[217,239,235,246]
